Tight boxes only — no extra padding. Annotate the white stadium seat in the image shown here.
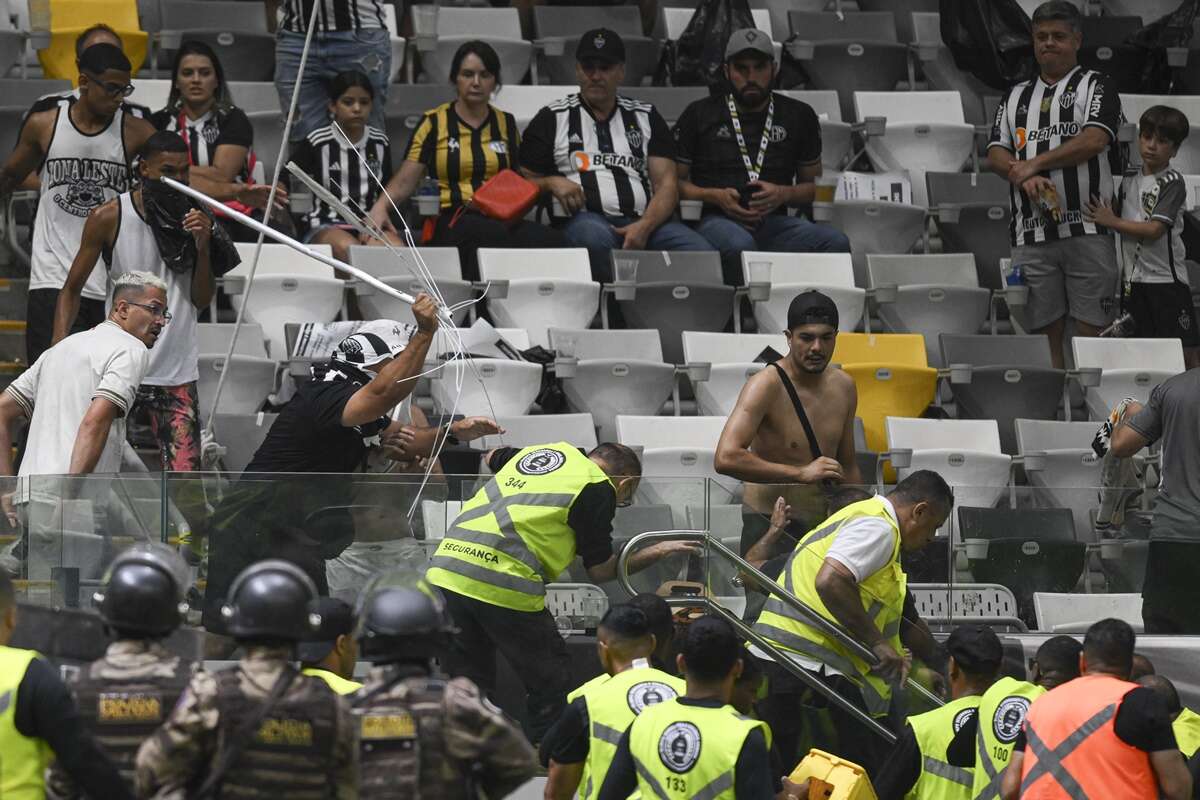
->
[479,248,600,348]
[1071,338,1185,421]
[616,415,735,521]
[429,328,541,418]
[742,251,865,334]
[1014,418,1109,541]
[349,246,474,327]
[681,331,785,416]
[470,413,599,451]
[419,7,532,87]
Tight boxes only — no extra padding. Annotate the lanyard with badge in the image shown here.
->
[727,94,774,183]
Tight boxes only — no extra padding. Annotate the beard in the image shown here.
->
[799,356,828,374]
[733,83,767,107]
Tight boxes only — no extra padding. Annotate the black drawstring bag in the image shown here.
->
[939,0,1035,91]
[657,0,754,88]
[141,179,242,277]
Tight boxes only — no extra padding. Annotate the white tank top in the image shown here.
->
[31,104,131,300]
[104,192,199,386]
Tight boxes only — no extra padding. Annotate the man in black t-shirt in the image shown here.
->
[674,29,849,281]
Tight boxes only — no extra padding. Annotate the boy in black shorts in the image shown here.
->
[1086,105,1199,368]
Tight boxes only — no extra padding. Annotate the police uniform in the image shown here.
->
[971,677,1044,800]
[352,665,535,799]
[426,441,619,739]
[135,645,357,800]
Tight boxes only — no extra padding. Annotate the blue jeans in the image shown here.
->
[275,28,391,142]
[562,210,712,282]
[695,212,851,283]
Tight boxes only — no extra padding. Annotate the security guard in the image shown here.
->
[0,569,133,800]
[874,625,1003,800]
[135,559,358,799]
[1139,675,1200,760]
[49,544,197,798]
[968,659,1053,799]
[1001,618,1192,800]
[751,470,954,772]
[425,441,697,739]
[351,570,536,798]
[300,597,364,695]
[543,604,687,800]
[598,615,779,800]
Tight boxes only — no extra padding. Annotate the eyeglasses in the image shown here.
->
[84,72,135,98]
[127,302,172,322]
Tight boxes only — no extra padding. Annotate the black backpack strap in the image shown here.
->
[770,362,822,459]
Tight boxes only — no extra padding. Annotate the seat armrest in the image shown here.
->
[473,279,508,299]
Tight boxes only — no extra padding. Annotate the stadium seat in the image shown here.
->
[1071,338,1185,421]
[157,1,274,81]
[909,11,991,125]
[867,253,992,366]
[885,418,1012,527]
[197,354,277,422]
[224,82,280,114]
[469,413,599,451]
[834,332,937,453]
[741,252,865,334]
[958,506,1087,626]
[420,499,463,541]
[662,8,780,62]
[615,415,735,520]
[1032,592,1143,633]
[227,244,345,359]
[624,86,709,127]
[210,412,278,472]
[0,14,24,80]
[681,331,784,416]
[820,200,927,289]
[246,110,285,180]
[854,91,976,208]
[610,251,734,364]
[197,322,268,358]
[429,328,542,418]
[384,85,456,147]
[908,582,1026,631]
[0,79,71,108]
[38,1,147,79]
[1014,418,1116,542]
[1120,95,1200,174]
[350,245,474,327]
[129,78,171,112]
[549,328,675,442]
[926,172,1012,291]
[940,334,1066,454]
[533,7,658,86]
[786,11,909,121]
[490,85,577,128]
[777,90,853,171]
[1077,16,1145,95]
[478,248,600,348]
[418,7,532,86]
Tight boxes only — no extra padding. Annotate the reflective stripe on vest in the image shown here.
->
[751,496,906,717]
[1021,704,1116,798]
[907,694,979,800]
[0,646,52,800]
[426,443,610,612]
[972,678,1044,800]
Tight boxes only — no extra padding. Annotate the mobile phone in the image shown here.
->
[739,184,756,209]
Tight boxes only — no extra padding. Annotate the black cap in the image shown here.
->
[297,597,356,664]
[576,28,625,65]
[787,290,839,330]
[946,624,1004,676]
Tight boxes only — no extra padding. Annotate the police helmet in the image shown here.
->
[221,559,321,641]
[94,543,190,637]
[354,570,456,662]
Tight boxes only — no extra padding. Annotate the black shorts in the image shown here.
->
[1124,281,1200,347]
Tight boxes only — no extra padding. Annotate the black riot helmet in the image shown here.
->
[94,543,190,637]
[354,570,456,663]
[220,560,321,641]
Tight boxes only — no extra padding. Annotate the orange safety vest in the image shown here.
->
[1019,674,1157,800]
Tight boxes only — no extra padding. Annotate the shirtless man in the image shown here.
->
[715,290,862,559]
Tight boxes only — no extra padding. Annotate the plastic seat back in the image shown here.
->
[349,245,463,281]
[231,243,335,278]
[834,333,928,367]
[615,415,727,450]
[787,11,899,41]
[940,334,1053,368]
[549,328,665,362]
[437,7,523,38]
[478,248,592,282]
[471,413,598,451]
[853,90,967,124]
[886,417,1002,454]
[681,331,784,364]
[1072,337,1186,373]
[867,253,979,288]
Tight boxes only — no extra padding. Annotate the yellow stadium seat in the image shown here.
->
[833,333,937,455]
[790,748,878,800]
[37,0,147,81]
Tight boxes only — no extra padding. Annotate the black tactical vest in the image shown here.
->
[211,668,340,799]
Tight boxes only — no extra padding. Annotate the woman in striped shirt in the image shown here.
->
[367,41,561,280]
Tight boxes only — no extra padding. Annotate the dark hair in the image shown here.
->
[1131,653,1156,680]
[0,567,13,611]
[1083,618,1135,678]
[1140,105,1190,148]
[141,131,189,160]
[736,650,763,687]
[590,442,642,479]
[449,40,502,89]
[599,604,652,640]
[78,42,132,76]
[1138,674,1182,715]
[75,24,121,58]
[327,70,375,102]
[628,593,674,647]
[1031,1,1082,32]
[890,470,954,513]
[828,487,872,515]
[680,615,741,682]
[166,40,233,114]
[1035,635,1083,680]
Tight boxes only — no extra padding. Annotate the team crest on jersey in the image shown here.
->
[659,722,701,772]
[1142,183,1161,216]
[517,448,565,475]
[200,119,220,144]
[626,128,644,149]
[627,681,678,713]
[1181,309,1193,331]
[447,138,461,151]
[489,141,507,154]
[993,696,1032,743]
[769,125,788,143]
[952,707,976,733]
[1059,90,1076,109]
[715,125,732,139]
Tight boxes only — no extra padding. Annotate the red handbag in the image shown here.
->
[455,168,539,225]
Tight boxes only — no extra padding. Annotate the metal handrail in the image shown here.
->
[616,530,944,710]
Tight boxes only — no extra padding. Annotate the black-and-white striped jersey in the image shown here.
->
[989,66,1123,246]
[289,123,391,232]
[519,93,676,219]
[279,0,386,32]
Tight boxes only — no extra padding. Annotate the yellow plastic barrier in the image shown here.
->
[790,748,878,800]
[834,333,929,369]
[37,0,147,81]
